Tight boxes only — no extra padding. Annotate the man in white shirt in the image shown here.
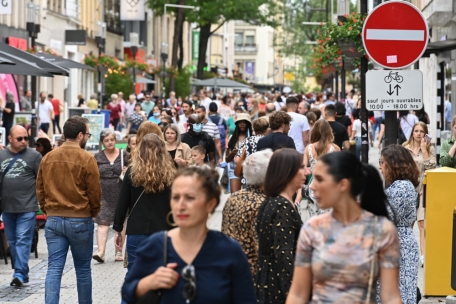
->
[286,96,310,153]
[200,91,212,113]
[35,92,54,135]
[124,94,136,123]
[345,92,355,117]
[166,91,176,107]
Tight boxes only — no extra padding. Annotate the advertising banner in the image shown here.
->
[120,0,145,21]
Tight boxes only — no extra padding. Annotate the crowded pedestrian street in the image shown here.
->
[0,144,428,303]
[0,0,456,303]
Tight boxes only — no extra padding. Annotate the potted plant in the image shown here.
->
[311,12,367,75]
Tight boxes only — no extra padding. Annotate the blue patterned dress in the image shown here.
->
[377,180,419,304]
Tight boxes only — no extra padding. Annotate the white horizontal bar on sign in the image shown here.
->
[366,29,425,41]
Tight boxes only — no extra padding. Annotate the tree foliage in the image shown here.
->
[147,0,282,81]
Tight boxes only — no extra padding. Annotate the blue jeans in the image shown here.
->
[44,217,94,304]
[2,212,36,282]
[372,117,383,140]
[355,137,362,159]
[126,234,148,273]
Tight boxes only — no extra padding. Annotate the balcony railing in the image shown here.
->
[234,44,258,54]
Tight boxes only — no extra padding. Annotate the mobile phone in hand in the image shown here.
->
[424,134,431,142]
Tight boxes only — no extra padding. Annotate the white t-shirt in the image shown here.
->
[352,119,372,137]
[274,100,285,111]
[35,100,53,123]
[345,98,355,117]
[400,114,419,140]
[125,102,135,119]
[287,112,310,153]
[201,97,213,113]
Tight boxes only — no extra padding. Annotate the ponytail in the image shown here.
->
[319,152,390,219]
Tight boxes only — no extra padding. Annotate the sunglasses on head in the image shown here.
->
[15,136,29,142]
[182,265,196,302]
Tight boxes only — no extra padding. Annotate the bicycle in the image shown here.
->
[384,71,403,83]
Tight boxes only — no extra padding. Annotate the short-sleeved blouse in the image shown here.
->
[295,211,400,303]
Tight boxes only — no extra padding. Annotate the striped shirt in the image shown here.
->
[202,120,220,140]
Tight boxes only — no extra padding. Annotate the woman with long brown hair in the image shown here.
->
[113,133,176,273]
[136,121,164,144]
[304,119,340,217]
[378,144,420,303]
[256,149,307,303]
[402,122,436,266]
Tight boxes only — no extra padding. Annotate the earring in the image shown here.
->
[208,213,212,220]
[166,211,177,227]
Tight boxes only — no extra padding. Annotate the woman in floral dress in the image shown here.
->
[378,144,421,303]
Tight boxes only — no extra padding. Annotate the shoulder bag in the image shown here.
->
[366,216,378,304]
[135,231,168,304]
[119,149,125,181]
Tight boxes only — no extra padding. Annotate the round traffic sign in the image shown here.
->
[362,1,429,69]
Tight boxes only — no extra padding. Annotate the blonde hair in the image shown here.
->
[249,98,259,119]
[130,134,176,193]
[310,119,335,158]
[403,122,431,154]
[136,121,164,144]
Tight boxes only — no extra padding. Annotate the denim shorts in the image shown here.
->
[227,162,239,180]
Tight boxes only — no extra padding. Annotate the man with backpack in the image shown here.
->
[207,102,228,154]
[195,104,224,163]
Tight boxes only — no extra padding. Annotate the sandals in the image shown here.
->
[92,252,105,263]
[115,252,123,262]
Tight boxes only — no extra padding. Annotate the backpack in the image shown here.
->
[208,115,226,150]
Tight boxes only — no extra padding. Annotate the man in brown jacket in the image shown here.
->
[36,115,101,304]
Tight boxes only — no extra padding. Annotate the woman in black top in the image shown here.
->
[113,133,176,272]
[255,148,308,303]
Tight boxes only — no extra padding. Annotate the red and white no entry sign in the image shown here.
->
[362,1,429,69]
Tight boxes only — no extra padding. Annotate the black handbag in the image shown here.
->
[135,231,168,304]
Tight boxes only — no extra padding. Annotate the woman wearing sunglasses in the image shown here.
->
[121,167,256,304]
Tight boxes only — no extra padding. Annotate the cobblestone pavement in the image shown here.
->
[0,143,440,303]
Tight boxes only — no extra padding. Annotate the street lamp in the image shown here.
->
[130,32,139,94]
[95,21,106,113]
[26,2,41,147]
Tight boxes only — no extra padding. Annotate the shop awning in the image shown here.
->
[33,53,94,70]
[422,39,456,57]
[136,75,156,84]
[0,51,53,77]
[0,42,69,76]
[0,56,15,65]
[192,78,251,89]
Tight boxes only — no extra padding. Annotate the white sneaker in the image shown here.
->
[420,255,424,267]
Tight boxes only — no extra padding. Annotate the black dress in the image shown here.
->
[255,195,303,304]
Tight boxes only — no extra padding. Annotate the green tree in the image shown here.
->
[148,0,281,83]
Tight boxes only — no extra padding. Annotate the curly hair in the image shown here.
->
[136,121,164,144]
[268,111,291,131]
[381,144,420,187]
[310,119,334,158]
[130,133,176,193]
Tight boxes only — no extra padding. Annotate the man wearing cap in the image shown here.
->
[195,105,223,161]
[181,114,216,167]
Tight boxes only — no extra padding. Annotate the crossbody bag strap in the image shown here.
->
[1,150,25,186]
[120,148,124,169]
[366,215,378,304]
[127,189,145,220]
[163,231,168,266]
